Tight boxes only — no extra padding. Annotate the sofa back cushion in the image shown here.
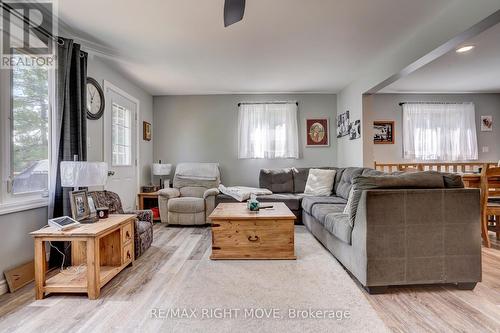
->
[345,171,448,226]
[334,167,365,200]
[259,168,294,193]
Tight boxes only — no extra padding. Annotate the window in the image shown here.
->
[238,102,299,159]
[0,63,50,201]
[402,102,478,161]
[111,103,132,166]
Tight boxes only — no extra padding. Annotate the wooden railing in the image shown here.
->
[374,161,498,173]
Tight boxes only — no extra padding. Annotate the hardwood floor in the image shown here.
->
[0,225,499,332]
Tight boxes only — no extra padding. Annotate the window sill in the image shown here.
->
[0,198,48,216]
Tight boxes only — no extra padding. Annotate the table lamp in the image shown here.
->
[152,161,172,189]
[60,161,108,190]
[60,161,108,222]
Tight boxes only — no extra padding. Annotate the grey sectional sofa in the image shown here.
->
[216,167,482,293]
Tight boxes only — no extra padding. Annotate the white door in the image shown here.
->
[104,83,138,211]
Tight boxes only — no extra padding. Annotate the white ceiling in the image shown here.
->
[58,0,452,96]
[380,22,500,93]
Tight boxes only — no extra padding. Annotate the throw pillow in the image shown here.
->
[304,169,336,196]
[343,188,354,215]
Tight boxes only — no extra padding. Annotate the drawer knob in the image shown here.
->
[127,250,131,259]
[126,231,130,239]
[248,235,259,242]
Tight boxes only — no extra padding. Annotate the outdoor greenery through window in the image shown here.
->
[11,64,49,194]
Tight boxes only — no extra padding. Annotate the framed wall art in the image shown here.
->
[143,121,152,141]
[373,121,395,144]
[306,118,329,147]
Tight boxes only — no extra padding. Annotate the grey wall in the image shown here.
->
[87,55,154,186]
[0,208,48,279]
[153,94,337,187]
[367,93,500,164]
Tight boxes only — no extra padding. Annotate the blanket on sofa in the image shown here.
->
[218,185,272,202]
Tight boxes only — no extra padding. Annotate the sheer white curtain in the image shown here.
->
[403,102,478,161]
[238,103,299,159]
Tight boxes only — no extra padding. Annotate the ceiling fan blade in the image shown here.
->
[224,0,245,27]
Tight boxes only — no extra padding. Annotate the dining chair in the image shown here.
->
[480,167,500,248]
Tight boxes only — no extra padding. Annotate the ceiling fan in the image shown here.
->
[224,0,246,27]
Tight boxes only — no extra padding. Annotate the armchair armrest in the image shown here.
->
[203,188,219,199]
[126,209,153,225]
[159,188,180,199]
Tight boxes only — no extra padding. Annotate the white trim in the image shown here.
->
[0,279,8,296]
[103,80,141,202]
[0,198,48,216]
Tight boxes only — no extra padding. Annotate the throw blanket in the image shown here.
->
[218,185,272,202]
[175,163,219,180]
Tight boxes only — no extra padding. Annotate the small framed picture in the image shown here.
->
[306,118,329,147]
[481,116,493,132]
[69,190,90,221]
[373,121,395,144]
[143,121,152,141]
[349,119,361,140]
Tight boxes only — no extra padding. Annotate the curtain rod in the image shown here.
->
[399,101,472,106]
[238,101,298,106]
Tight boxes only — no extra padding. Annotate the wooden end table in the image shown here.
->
[30,214,136,300]
[209,202,296,260]
[137,192,160,222]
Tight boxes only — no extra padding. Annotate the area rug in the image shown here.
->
[145,227,389,332]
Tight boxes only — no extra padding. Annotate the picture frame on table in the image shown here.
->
[69,190,91,221]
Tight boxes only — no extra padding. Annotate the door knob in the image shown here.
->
[107,171,115,176]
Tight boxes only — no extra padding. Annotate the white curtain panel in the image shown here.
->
[403,103,478,161]
[238,103,299,159]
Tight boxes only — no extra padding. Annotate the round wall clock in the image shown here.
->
[86,77,105,120]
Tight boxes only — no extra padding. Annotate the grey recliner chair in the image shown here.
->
[158,163,220,225]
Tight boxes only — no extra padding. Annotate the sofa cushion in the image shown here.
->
[259,168,294,193]
[292,167,337,193]
[311,204,345,223]
[301,196,347,214]
[323,213,352,244]
[256,193,304,211]
[168,197,205,213]
[346,171,447,226]
[304,169,337,196]
[334,167,365,200]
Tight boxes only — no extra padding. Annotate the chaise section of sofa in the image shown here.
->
[303,171,481,293]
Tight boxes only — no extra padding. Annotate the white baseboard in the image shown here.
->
[0,279,8,296]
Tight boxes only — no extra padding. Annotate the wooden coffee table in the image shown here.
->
[209,202,296,260]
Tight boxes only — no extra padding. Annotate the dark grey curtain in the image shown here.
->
[49,37,88,268]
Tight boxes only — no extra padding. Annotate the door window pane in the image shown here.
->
[112,103,132,166]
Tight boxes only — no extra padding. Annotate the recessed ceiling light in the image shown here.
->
[456,45,475,53]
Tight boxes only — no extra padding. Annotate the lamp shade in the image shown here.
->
[152,163,172,176]
[60,161,108,187]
